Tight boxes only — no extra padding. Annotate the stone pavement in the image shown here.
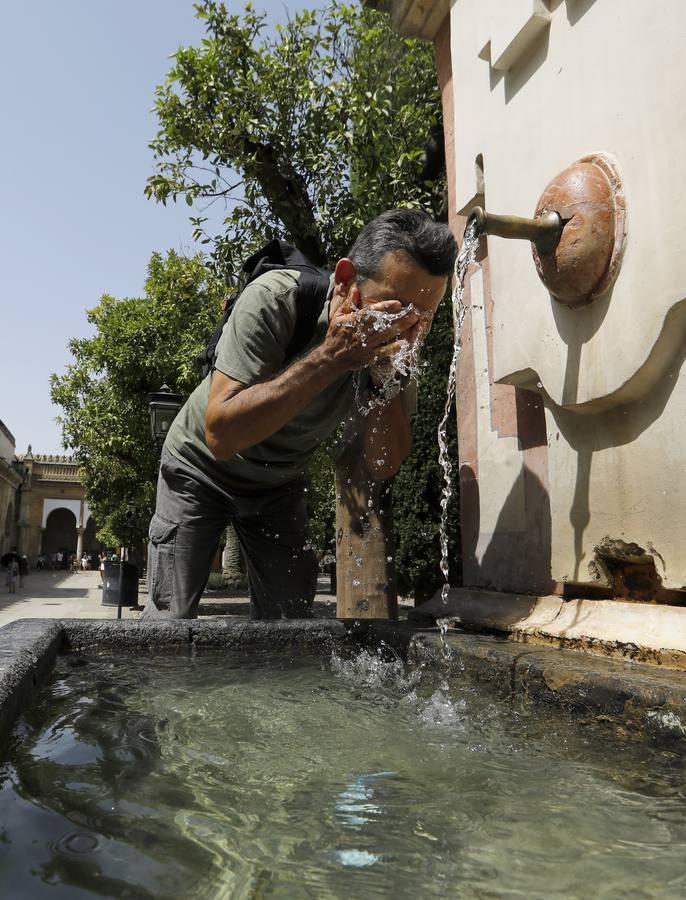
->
[0,569,136,626]
[0,569,345,626]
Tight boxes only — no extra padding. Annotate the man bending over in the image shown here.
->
[143,209,457,620]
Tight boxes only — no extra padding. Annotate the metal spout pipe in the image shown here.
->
[466,206,563,254]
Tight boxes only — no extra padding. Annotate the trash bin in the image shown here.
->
[102,560,139,607]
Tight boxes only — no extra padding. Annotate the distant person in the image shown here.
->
[99,552,107,582]
[2,548,20,594]
[18,555,28,588]
[81,553,88,571]
[6,560,18,593]
[69,553,78,575]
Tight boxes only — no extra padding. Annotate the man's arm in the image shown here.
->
[205,298,419,461]
[205,348,343,461]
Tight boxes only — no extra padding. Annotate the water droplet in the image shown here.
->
[57,831,101,857]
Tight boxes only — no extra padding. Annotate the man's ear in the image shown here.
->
[334,258,356,294]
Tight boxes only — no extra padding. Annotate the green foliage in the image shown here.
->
[51,252,223,547]
[306,444,337,555]
[145,1,444,276]
[206,571,228,590]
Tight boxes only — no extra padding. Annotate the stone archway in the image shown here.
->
[42,508,77,558]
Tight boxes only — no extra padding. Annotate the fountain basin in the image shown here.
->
[2,617,686,896]
[2,617,686,749]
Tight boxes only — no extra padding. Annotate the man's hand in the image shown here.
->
[321,290,421,375]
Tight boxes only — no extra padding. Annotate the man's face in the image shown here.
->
[356,251,448,344]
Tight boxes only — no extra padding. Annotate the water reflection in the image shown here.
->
[1,651,685,898]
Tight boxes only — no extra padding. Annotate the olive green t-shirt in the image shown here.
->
[165,269,356,494]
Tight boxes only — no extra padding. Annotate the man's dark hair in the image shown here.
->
[349,208,457,285]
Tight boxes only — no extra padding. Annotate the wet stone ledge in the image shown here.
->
[60,618,347,653]
[0,620,62,738]
[401,629,686,747]
[0,618,685,749]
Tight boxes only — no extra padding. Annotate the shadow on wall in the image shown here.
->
[548,324,686,582]
[460,457,553,596]
[503,27,550,104]
[487,0,599,104]
[566,0,599,27]
[552,287,613,406]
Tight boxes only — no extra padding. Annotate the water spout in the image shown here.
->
[466,206,562,254]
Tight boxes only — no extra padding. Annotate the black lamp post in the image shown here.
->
[148,384,183,450]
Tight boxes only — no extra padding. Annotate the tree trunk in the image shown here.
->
[222,522,247,590]
[335,435,397,620]
[246,140,328,266]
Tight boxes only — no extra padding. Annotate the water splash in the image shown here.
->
[330,648,466,731]
[437,220,479,604]
[352,304,430,417]
[330,648,419,694]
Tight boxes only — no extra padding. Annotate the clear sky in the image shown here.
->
[0,0,301,455]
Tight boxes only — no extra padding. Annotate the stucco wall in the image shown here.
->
[447,0,686,592]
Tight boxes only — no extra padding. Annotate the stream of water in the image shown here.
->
[345,222,479,603]
[437,221,479,603]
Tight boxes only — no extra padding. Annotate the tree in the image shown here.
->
[50,252,224,548]
[145,1,457,602]
[145,1,444,275]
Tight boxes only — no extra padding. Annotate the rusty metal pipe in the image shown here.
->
[467,206,563,254]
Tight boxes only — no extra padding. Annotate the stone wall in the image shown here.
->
[444,0,686,596]
[0,444,101,565]
[0,422,21,554]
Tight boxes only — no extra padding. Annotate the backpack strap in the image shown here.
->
[197,291,238,378]
[285,269,330,360]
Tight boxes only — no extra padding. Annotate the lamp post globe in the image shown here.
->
[147,384,183,451]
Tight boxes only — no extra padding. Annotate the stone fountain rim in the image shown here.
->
[0,617,684,751]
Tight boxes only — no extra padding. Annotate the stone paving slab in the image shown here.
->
[0,570,347,626]
[0,570,132,626]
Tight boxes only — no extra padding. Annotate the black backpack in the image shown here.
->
[198,239,331,377]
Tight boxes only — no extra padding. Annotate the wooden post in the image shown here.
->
[335,436,397,620]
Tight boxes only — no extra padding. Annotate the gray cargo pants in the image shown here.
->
[142,448,318,620]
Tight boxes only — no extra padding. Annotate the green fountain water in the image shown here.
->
[1,649,685,898]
